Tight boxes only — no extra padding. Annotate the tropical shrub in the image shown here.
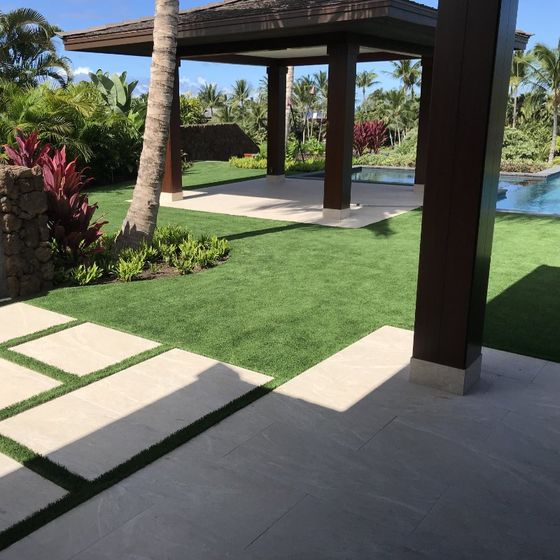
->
[3,130,107,262]
[65,226,231,285]
[502,127,543,161]
[229,156,325,173]
[353,121,388,156]
[70,263,103,286]
[2,130,49,166]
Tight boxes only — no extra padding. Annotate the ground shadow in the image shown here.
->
[485,265,560,362]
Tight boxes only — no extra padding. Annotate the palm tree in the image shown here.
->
[356,70,378,104]
[231,79,252,114]
[380,89,408,145]
[388,59,421,99]
[198,82,223,118]
[313,70,328,140]
[530,41,560,165]
[115,0,179,249]
[285,66,294,145]
[510,51,531,128]
[0,8,71,87]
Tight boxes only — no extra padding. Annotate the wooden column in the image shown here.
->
[267,65,287,180]
[414,55,433,191]
[410,0,519,395]
[161,60,183,201]
[323,41,358,218]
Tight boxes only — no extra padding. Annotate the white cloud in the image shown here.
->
[73,66,93,77]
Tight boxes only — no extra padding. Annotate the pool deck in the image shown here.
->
[160,177,423,228]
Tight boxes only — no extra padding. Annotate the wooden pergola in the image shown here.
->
[62,0,528,395]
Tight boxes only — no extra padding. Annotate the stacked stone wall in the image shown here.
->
[0,166,53,298]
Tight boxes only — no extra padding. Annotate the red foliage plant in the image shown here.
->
[3,130,107,261]
[3,131,50,168]
[353,121,388,156]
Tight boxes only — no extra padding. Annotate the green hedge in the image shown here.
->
[229,157,325,174]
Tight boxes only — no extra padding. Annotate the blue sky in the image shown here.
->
[4,0,559,95]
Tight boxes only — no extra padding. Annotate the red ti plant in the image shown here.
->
[3,131,107,262]
[353,121,388,156]
[42,147,107,261]
[2,130,51,167]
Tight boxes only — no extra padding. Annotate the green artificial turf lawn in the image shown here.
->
[29,162,560,382]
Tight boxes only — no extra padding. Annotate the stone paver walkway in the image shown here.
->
[0,303,71,343]
[2,326,559,559]
[0,453,66,533]
[0,349,272,480]
[11,322,160,376]
[0,359,61,409]
[160,177,422,228]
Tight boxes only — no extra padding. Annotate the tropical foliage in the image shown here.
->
[0,8,71,87]
[2,130,106,262]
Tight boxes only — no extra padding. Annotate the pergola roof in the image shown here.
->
[60,0,531,66]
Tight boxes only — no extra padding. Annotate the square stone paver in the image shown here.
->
[0,303,73,344]
[0,359,61,410]
[11,323,160,376]
[0,349,272,479]
[0,453,66,532]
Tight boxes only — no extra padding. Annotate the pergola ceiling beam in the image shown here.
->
[180,51,416,67]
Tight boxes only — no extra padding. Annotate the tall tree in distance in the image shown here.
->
[285,66,294,147]
[531,40,560,164]
[198,82,223,118]
[510,51,531,128]
[356,70,378,104]
[388,59,421,99]
[115,0,179,249]
[0,8,71,87]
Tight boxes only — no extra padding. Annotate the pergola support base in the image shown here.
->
[410,355,481,396]
[323,208,351,221]
[266,174,286,184]
[160,191,184,203]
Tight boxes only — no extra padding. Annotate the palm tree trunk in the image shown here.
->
[549,108,558,165]
[116,0,179,249]
[285,66,294,146]
[512,92,518,128]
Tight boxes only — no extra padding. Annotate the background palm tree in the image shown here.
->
[510,51,532,128]
[388,59,421,99]
[0,8,71,87]
[356,69,378,104]
[530,40,560,164]
[116,0,179,249]
[285,66,294,146]
[231,79,252,114]
[198,82,224,118]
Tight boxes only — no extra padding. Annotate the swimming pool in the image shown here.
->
[497,175,560,216]
[303,166,560,216]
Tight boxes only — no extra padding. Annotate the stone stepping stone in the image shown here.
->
[0,452,66,533]
[0,303,72,344]
[0,359,61,410]
[0,349,272,480]
[11,323,160,377]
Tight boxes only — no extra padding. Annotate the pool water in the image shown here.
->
[497,175,560,216]
[304,167,560,216]
[351,166,560,217]
[351,167,415,185]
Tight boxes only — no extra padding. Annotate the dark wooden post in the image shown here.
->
[267,65,287,181]
[410,0,519,395]
[414,55,433,192]
[323,41,358,219]
[161,59,183,202]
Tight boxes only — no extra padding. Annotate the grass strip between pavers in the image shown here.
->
[0,379,279,551]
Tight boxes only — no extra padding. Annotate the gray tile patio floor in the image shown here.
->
[2,326,559,559]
